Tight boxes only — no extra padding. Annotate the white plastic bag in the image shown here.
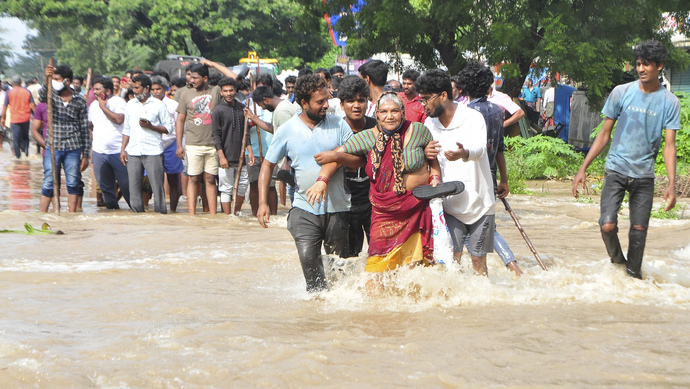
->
[430,198,454,265]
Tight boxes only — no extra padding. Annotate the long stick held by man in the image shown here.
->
[45,58,60,215]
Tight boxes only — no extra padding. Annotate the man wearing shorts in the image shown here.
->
[573,40,680,279]
[417,69,496,276]
[212,77,253,215]
[175,61,237,215]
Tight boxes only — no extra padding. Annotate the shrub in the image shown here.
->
[504,135,584,180]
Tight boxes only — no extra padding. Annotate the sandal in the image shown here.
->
[275,169,296,187]
[412,181,464,200]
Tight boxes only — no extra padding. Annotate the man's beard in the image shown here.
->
[427,104,444,118]
[305,109,326,122]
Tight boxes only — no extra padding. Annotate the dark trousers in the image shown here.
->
[286,207,350,292]
[126,154,167,214]
[599,169,654,278]
[348,202,371,257]
[92,151,131,209]
[11,121,30,158]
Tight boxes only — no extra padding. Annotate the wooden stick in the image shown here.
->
[251,69,264,161]
[231,114,251,215]
[45,58,60,215]
[85,68,92,93]
[500,197,547,271]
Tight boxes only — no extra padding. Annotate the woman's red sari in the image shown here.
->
[364,121,433,272]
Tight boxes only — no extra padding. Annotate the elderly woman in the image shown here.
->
[307,92,442,272]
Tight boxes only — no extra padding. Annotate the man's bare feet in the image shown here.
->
[453,252,463,265]
[471,255,488,276]
[507,261,523,277]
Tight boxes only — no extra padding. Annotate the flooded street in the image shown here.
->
[1,147,690,388]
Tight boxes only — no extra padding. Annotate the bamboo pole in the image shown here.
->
[231,115,251,215]
[85,68,92,94]
[252,61,264,161]
[45,58,60,215]
[500,197,547,271]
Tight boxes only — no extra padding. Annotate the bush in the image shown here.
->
[656,94,690,177]
[504,135,584,180]
[503,94,689,197]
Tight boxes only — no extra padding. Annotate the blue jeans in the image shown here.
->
[599,169,654,279]
[10,121,30,158]
[42,148,82,197]
[92,151,130,209]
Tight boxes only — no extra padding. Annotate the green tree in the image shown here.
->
[0,29,13,74]
[298,0,690,107]
[1,0,332,73]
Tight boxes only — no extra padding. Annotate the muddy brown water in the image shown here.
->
[1,147,689,388]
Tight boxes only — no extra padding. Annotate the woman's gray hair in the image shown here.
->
[375,91,406,122]
[150,75,169,90]
[376,91,404,110]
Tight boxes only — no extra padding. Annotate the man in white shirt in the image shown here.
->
[418,69,496,276]
[151,75,184,212]
[120,74,174,214]
[542,86,555,111]
[89,76,130,209]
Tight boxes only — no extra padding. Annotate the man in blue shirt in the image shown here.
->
[257,74,352,292]
[573,40,680,279]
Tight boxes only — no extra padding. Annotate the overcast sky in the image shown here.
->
[1,16,37,59]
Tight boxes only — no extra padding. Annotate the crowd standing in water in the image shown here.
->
[0,40,678,291]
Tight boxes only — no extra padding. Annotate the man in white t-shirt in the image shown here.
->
[418,69,496,276]
[89,76,130,209]
[542,86,555,111]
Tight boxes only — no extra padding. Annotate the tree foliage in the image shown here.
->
[298,0,690,108]
[1,0,333,75]
[0,28,13,73]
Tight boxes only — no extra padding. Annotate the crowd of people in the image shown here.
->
[0,39,679,290]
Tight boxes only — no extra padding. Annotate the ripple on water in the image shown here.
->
[310,247,690,312]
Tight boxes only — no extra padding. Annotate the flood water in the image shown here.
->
[1,147,690,388]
